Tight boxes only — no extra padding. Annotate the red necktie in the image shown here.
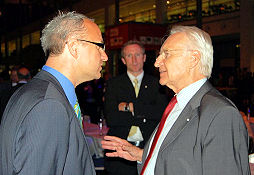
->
[140,96,177,175]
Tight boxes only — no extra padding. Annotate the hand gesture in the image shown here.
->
[101,136,143,162]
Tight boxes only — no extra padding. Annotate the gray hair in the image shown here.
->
[170,26,213,78]
[121,40,145,58]
[40,11,93,57]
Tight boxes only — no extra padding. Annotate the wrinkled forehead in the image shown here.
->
[160,32,190,52]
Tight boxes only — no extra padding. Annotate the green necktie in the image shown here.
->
[74,100,82,127]
[134,78,139,97]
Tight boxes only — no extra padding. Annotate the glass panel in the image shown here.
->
[31,31,40,44]
[166,0,240,23]
[1,43,5,58]
[119,0,156,23]
[22,34,30,49]
[8,40,16,56]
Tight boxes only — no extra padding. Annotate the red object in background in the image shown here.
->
[105,23,168,51]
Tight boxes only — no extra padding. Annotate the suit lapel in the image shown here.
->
[121,73,136,99]
[158,81,214,152]
[138,74,149,98]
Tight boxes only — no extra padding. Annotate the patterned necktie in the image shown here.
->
[74,100,83,127]
[140,96,177,175]
[134,78,139,97]
[127,79,140,141]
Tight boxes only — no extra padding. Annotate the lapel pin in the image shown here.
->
[145,85,147,88]
[187,118,190,122]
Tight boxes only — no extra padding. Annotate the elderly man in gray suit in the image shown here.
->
[101,25,250,175]
[0,12,108,175]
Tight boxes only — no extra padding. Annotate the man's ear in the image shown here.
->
[66,40,78,59]
[189,50,201,69]
[121,58,126,65]
[143,54,146,62]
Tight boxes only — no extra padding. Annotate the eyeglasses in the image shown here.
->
[77,39,105,51]
[158,49,194,59]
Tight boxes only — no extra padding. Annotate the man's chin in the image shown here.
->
[159,79,166,86]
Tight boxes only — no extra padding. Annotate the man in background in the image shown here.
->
[0,66,31,119]
[102,26,249,175]
[104,40,168,175]
[0,11,108,175]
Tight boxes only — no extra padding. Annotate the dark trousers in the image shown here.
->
[104,157,138,175]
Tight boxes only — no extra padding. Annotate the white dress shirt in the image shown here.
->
[127,71,144,90]
[143,78,207,175]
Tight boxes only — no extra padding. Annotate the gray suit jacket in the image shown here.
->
[138,81,250,175]
[0,70,96,175]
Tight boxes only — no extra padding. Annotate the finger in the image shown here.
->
[122,144,136,151]
[101,140,122,147]
[101,145,116,150]
[103,136,123,143]
[105,152,119,157]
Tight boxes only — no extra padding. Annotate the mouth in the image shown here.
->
[159,69,167,73]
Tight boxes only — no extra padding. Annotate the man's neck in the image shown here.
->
[127,71,144,77]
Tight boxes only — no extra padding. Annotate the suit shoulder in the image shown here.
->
[106,74,127,84]
[201,89,237,110]
[199,89,241,123]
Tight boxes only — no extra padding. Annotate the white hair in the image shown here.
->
[170,25,213,78]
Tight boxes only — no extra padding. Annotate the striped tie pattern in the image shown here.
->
[74,100,82,127]
[134,78,139,97]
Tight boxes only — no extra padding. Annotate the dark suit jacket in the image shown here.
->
[104,73,168,147]
[0,82,26,119]
[0,70,96,175]
[138,81,250,175]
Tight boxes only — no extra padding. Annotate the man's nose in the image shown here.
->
[132,55,137,63]
[101,50,108,61]
[154,55,162,67]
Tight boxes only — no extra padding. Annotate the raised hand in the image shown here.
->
[101,135,143,162]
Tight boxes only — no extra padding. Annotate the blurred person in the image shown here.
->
[104,40,168,175]
[0,66,19,95]
[102,26,249,175]
[10,66,19,87]
[0,66,31,119]
[0,11,107,175]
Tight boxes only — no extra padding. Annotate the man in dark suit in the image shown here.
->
[0,11,108,175]
[102,26,250,175]
[104,40,168,175]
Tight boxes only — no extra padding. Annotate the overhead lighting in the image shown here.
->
[153,4,156,8]
[167,1,170,4]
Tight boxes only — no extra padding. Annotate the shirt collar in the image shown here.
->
[176,78,207,109]
[127,71,144,84]
[42,65,77,107]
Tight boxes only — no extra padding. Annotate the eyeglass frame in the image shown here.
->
[158,49,195,59]
[77,39,105,51]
